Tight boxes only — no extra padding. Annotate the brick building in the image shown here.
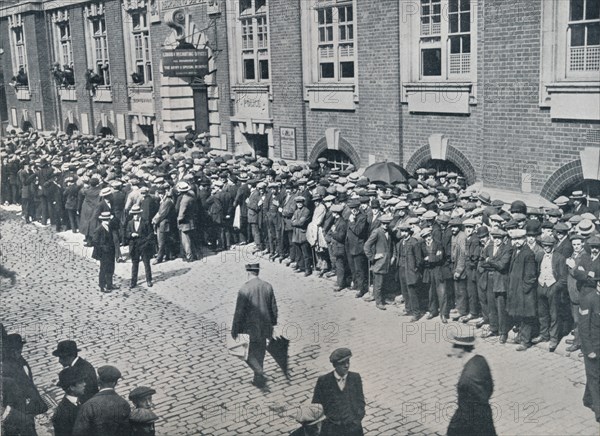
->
[1,0,599,201]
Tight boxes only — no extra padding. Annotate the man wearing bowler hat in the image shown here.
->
[52,367,86,436]
[312,348,365,436]
[231,263,278,389]
[52,340,99,403]
[73,365,131,436]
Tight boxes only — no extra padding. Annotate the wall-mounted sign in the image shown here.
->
[162,48,208,77]
[235,90,269,119]
[207,0,220,14]
[280,127,296,160]
[161,0,205,10]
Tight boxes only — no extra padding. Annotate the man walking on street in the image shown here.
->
[126,205,156,288]
[231,263,278,389]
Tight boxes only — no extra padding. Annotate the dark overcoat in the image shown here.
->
[507,245,538,318]
[231,277,278,339]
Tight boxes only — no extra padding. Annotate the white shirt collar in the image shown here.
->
[70,356,80,367]
[66,395,79,405]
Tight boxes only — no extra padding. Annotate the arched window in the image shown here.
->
[318,149,353,171]
[99,126,113,137]
[422,158,463,177]
[559,179,600,213]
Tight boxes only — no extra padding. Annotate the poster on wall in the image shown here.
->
[280,127,296,160]
[149,0,161,23]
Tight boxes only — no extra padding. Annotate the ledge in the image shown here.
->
[128,85,153,96]
[93,87,112,103]
[305,83,357,110]
[545,82,600,121]
[403,82,474,114]
[16,87,31,101]
[59,87,77,101]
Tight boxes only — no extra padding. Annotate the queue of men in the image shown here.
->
[0,326,158,436]
[1,128,599,424]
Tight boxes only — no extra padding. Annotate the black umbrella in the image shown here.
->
[267,336,290,379]
[362,161,410,184]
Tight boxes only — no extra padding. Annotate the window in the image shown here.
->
[318,150,353,171]
[13,27,26,71]
[316,1,355,81]
[8,15,28,88]
[568,0,600,73]
[85,4,111,87]
[58,23,73,66]
[129,9,152,85]
[419,0,471,78]
[238,0,270,82]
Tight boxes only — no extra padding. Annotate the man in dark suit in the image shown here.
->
[364,214,394,310]
[346,199,369,298]
[126,205,156,288]
[152,187,176,264]
[72,365,131,436]
[533,235,568,352]
[291,196,313,276]
[52,367,86,436]
[231,263,278,389]
[92,211,118,293]
[397,224,423,321]
[52,340,99,404]
[328,204,349,292]
[507,229,539,351]
[446,333,497,436]
[312,348,365,436]
[580,276,600,423]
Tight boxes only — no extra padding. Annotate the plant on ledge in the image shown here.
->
[51,63,75,87]
[9,67,28,88]
[85,69,103,96]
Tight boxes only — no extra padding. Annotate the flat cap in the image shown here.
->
[587,235,600,246]
[294,196,306,203]
[347,199,360,208]
[329,348,352,364]
[539,235,556,246]
[546,208,562,217]
[379,214,393,224]
[476,226,490,237]
[509,229,527,239]
[553,222,570,232]
[553,196,570,207]
[57,367,85,389]
[449,217,463,226]
[97,365,122,382]
[490,227,507,237]
[330,204,344,213]
[419,227,432,238]
[129,386,156,402]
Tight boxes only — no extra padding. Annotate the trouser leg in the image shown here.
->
[372,274,384,305]
[335,255,346,288]
[478,277,489,323]
[142,256,152,283]
[353,254,368,294]
[583,356,600,422]
[455,278,468,316]
[247,337,267,379]
[156,231,166,261]
[547,285,561,342]
[467,276,479,316]
[497,292,510,335]
[537,285,550,340]
[487,288,499,333]
[301,242,312,272]
[519,317,536,346]
[571,303,581,346]
[180,230,193,260]
[131,259,140,286]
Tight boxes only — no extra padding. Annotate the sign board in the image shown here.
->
[235,91,269,119]
[161,0,205,10]
[280,127,296,160]
[162,48,208,78]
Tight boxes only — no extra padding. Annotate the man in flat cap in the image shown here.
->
[346,199,370,298]
[446,330,496,436]
[289,403,325,436]
[312,348,365,436]
[73,365,131,436]
[507,229,539,351]
[291,196,313,276]
[52,340,98,403]
[533,235,568,352]
[231,263,278,389]
[52,367,86,436]
[328,204,350,292]
[364,214,394,310]
[128,386,158,436]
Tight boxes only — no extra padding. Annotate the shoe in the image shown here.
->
[363,295,375,302]
[401,309,411,316]
[516,344,530,351]
[499,334,507,344]
[475,319,487,329]
[376,303,386,311]
[532,336,549,344]
[425,312,434,320]
[355,291,366,299]
[152,259,163,265]
[325,271,336,278]
[146,281,153,288]
[9,273,17,285]
[284,259,292,266]
[481,331,498,339]
[289,262,297,268]
[410,315,420,322]
[578,352,584,358]
[333,286,344,292]
[451,314,462,321]
[109,285,120,290]
[441,315,448,324]
[100,287,111,293]
[460,314,476,323]
[129,283,137,289]
[566,344,581,352]
[304,270,312,277]
[565,339,575,345]
[548,341,559,352]
[116,257,126,263]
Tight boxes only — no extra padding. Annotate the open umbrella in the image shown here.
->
[362,161,410,184]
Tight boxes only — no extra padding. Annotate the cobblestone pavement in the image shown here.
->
[1,207,599,436]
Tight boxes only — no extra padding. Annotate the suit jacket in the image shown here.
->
[465,234,481,281]
[247,190,262,224]
[71,357,99,404]
[450,231,468,279]
[206,193,224,224]
[141,195,159,223]
[536,251,568,290]
[480,243,512,294]
[507,245,538,318]
[579,289,600,356]
[312,371,365,427]
[327,216,347,257]
[177,191,196,231]
[419,239,443,285]
[231,277,278,339]
[555,236,574,258]
[72,389,131,436]
[126,218,156,260]
[364,227,393,274]
[152,197,175,232]
[346,212,369,256]
[291,206,312,244]
[52,397,80,436]
[282,193,297,231]
[91,225,115,261]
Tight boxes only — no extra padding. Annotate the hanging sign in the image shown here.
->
[162,48,209,77]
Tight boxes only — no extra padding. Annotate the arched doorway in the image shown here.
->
[422,158,463,177]
[66,123,79,136]
[318,149,353,171]
[99,127,113,137]
[22,120,33,132]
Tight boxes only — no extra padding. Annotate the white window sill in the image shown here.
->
[16,87,30,101]
[59,87,77,101]
[128,85,153,95]
[93,87,112,103]
[403,82,475,114]
[304,83,357,110]
[545,82,600,121]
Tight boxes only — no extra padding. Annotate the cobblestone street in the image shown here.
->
[1,207,599,436]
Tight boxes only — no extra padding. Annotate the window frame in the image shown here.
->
[566,0,600,78]
[127,8,153,86]
[236,0,271,83]
[10,23,28,80]
[84,3,111,88]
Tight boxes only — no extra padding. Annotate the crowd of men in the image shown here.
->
[0,325,158,436]
[1,127,599,424]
